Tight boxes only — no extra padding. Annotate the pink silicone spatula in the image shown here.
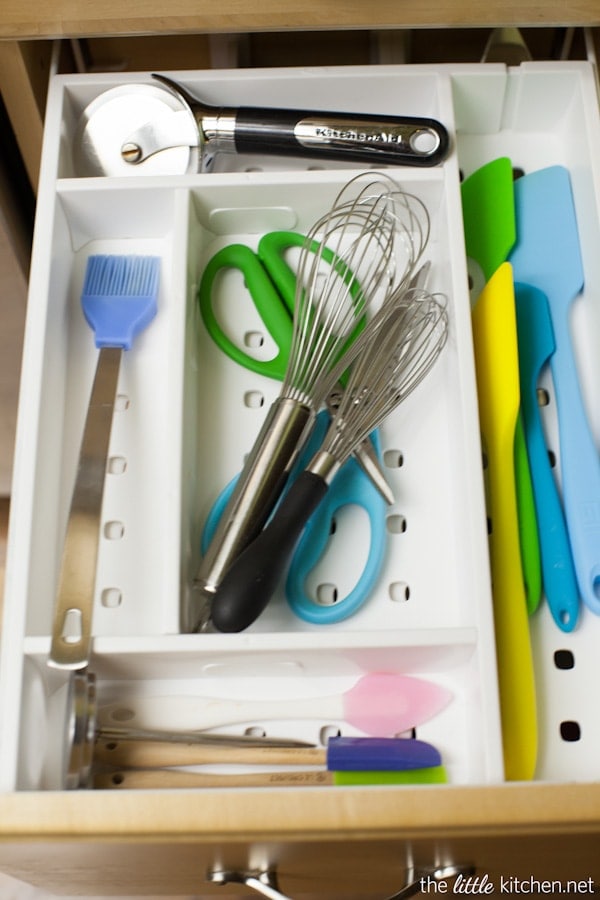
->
[98,673,452,737]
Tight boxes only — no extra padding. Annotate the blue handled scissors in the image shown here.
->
[198,231,390,623]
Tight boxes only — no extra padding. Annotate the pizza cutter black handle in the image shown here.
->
[152,75,449,168]
[211,471,328,633]
[233,107,450,167]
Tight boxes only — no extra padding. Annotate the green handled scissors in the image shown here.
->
[199,233,296,380]
[198,229,367,381]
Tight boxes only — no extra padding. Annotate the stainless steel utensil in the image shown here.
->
[48,255,160,670]
[97,727,315,748]
[50,669,97,790]
[73,74,450,177]
[48,349,121,670]
[49,671,315,790]
[188,174,405,630]
[212,285,449,631]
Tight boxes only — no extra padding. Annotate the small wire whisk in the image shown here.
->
[190,173,426,630]
[211,286,449,632]
[323,288,448,468]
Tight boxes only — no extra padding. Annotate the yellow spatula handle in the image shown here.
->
[471,263,537,781]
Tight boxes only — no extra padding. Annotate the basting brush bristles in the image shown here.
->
[81,254,160,350]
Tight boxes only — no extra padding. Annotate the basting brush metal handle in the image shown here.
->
[49,347,122,670]
[132,74,450,169]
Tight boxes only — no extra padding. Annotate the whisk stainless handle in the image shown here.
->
[211,289,449,633]
[189,398,314,629]
[211,470,330,633]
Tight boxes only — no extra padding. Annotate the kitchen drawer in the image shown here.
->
[2,59,600,896]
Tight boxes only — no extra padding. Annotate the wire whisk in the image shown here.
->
[284,177,400,404]
[190,173,432,632]
[211,286,449,632]
[323,289,448,468]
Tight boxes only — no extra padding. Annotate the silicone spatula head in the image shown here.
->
[81,254,160,349]
[510,166,584,305]
[341,672,452,737]
[461,157,516,287]
[471,262,520,444]
[327,736,442,770]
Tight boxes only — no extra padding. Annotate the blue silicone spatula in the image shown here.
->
[510,167,600,615]
[49,254,160,669]
[515,283,579,632]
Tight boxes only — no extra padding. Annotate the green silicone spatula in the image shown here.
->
[461,157,542,613]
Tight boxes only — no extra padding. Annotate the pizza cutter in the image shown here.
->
[73,74,449,176]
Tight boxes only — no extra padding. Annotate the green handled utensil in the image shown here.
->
[461,156,542,613]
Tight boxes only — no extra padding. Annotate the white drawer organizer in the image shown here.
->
[1,61,599,793]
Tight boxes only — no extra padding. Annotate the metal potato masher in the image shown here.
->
[74,74,450,176]
[43,669,315,789]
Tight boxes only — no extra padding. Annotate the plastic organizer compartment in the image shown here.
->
[1,60,600,793]
[453,61,600,783]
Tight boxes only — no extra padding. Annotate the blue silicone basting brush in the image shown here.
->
[49,254,160,670]
[80,255,160,350]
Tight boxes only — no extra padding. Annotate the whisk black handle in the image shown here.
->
[211,472,328,633]
[234,108,449,167]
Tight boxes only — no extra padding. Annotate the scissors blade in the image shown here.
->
[353,440,395,505]
[325,390,394,505]
[408,260,431,291]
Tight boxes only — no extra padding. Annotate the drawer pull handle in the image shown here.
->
[208,868,287,900]
[207,862,475,899]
